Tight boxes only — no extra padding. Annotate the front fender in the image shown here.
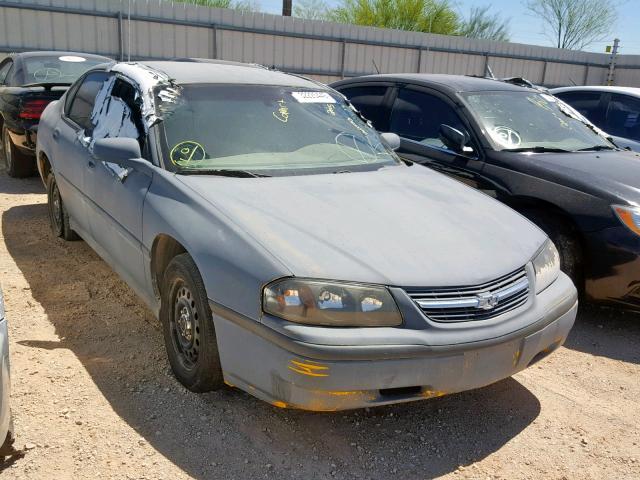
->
[142,169,292,320]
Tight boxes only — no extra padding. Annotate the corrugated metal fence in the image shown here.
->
[2,0,640,87]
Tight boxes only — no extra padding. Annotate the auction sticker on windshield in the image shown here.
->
[291,91,336,103]
[58,56,87,63]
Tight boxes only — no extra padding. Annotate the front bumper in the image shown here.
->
[211,273,577,411]
[584,226,640,311]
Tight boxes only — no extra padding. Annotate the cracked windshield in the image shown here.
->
[464,91,615,152]
[159,84,399,175]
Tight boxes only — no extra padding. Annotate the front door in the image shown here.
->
[84,76,153,296]
[389,86,487,191]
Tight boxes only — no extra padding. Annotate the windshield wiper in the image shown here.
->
[502,146,572,153]
[575,145,617,151]
[177,168,270,178]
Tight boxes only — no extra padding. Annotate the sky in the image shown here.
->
[257,0,640,55]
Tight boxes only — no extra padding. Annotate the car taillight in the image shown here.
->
[18,99,52,120]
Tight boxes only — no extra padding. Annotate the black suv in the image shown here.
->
[332,74,640,311]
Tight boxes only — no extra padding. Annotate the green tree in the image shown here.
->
[458,5,510,41]
[171,0,260,13]
[524,0,617,50]
[293,0,332,20]
[329,0,459,35]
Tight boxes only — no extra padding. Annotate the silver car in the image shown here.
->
[36,61,578,411]
[0,287,14,456]
[551,86,640,152]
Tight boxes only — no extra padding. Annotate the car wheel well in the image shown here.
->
[39,151,52,183]
[150,234,188,298]
[508,197,586,289]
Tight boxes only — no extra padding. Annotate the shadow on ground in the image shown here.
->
[0,167,44,195]
[563,303,640,364]
[3,195,541,479]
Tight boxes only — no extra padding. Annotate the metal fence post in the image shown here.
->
[117,11,124,61]
[211,24,217,59]
[541,60,548,85]
[340,39,346,78]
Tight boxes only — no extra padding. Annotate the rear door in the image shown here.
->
[53,70,111,236]
[334,83,393,131]
[603,93,640,143]
[389,86,486,190]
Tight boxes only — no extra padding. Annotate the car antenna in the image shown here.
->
[372,58,380,74]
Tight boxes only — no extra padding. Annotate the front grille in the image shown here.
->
[406,267,530,322]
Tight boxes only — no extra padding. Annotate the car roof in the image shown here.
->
[10,51,112,61]
[550,85,640,97]
[333,74,531,93]
[134,61,324,89]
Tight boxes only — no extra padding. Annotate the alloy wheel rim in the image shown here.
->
[172,283,201,368]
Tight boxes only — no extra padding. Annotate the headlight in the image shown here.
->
[532,239,560,294]
[263,278,402,327]
[613,204,640,236]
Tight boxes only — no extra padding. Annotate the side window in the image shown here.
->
[605,94,640,142]
[390,88,466,149]
[554,91,604,127]
[339,85,389,130]
[66,71,111,131]
[91,78,143,142]
[0,60,12,85]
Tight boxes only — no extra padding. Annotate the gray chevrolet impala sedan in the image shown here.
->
[36,60,578,411]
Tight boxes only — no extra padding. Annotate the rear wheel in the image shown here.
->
[47,173,79,241]
[2,125,33,178]
[522,209,583,290]
[160,253,224,392]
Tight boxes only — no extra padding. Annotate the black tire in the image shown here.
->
[46,173,79,241]
[160,253,224,392]
[0,415,16,457]
[2,125,34,178]
[522,209,583,290]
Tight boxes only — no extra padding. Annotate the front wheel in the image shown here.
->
[522,209,583,290]
[160,253,224,392]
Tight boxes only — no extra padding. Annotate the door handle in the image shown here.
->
[52,128,60,140]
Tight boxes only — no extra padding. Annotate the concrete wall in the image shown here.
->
[1,0,639,87]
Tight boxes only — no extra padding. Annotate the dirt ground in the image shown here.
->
[0,172,638,480]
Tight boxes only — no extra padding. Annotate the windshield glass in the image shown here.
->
[23,55,107,85]
[463,91,614,152]
[158,84,399,176]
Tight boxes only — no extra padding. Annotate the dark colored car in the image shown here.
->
[332,74,640,311]
[0,51,111,177]
[551,86,640,152]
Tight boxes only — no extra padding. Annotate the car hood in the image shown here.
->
[177,165,546,287]
[498,149,640,203]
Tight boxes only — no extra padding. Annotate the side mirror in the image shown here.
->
[380,132,400,151]
[93,137,141,165]
[439,124,470,153]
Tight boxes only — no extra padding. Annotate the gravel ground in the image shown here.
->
[0,172,638,480]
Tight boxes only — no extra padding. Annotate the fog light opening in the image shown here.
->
[378,386,422,398]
